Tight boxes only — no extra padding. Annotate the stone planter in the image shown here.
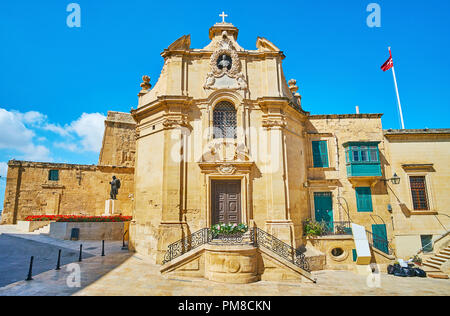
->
[48,222,126,240]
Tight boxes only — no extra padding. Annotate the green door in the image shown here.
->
[314,192,333,232]
[372,224,389,254]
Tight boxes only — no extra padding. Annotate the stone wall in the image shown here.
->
[306,115,394,244]
[1,161,134,225]
[384,129,450,258]
[98,111,136,167]
[48,222,127,240]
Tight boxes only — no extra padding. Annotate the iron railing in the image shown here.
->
[162,227,311,272]
[303,220,353,236]
[322,221,353,236]
[366,230,394,256]
[251,228,310,272]
[162,228,213,264]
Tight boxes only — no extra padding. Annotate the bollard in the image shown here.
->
[79,244,83,262]
[25,256,34,281]
[56,249,61,270]
[122,230,128,250]
[101,240,105,257]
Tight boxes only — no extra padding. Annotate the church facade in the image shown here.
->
[2,20,449,280]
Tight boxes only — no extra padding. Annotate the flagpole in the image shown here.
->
[389,47,405,129]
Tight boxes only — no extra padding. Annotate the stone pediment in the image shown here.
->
[166,34,191,51]
[203,31,247,91]
[256,37,280,52]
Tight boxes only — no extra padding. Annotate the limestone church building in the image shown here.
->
[2,20,449,282]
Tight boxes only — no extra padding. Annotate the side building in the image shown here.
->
[0,111,136,224]
[384,129,450,258]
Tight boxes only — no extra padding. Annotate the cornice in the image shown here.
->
[132,95,193,121]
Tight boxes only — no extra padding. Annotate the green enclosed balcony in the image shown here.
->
[343,142,382,177]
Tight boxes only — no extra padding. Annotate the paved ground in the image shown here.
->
[0,225,449,296]
[0,225,126,291]
[0,234,95,287]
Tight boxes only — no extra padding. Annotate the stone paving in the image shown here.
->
[0,225,449,296]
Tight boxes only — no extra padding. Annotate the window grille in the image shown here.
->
[410,176,429,210]
[213,102,237,139]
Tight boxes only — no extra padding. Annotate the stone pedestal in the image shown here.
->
[204,244,259,284]
[104,199,120,216]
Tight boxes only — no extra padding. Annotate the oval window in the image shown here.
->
[331,248,344,257]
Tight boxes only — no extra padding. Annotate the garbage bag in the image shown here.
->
[413,268,427,278]
[387,265,395,275]
[405,267,415,277]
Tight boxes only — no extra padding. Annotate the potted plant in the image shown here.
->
[411,255,422,266]
[303,219,327,237]
[211,223,248,238]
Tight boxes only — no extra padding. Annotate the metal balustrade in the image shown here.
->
[162,227,311,272]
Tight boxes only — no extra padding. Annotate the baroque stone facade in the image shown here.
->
[2,20,449,280]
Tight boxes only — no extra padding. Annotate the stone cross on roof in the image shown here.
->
[219,11,228,23]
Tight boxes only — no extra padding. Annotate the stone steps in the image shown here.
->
[34,224,51,235]
[436,253,450,260]
[427,273,449,280]
[423,246,450,279]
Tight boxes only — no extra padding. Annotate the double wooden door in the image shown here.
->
[211,180,241,225]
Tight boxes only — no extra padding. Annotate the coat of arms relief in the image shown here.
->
[204,32,248,91]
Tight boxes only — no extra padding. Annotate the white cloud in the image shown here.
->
[0,108,106,163]
[43,123,70,136]
[54,142,79,152]
[0,109,51,161]
[0,162,7,177]
[68,113,105,152]
[21,111,47,125]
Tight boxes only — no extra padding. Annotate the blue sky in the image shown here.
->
[0,0,449,210]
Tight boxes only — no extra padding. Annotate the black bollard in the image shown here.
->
[25,256,34,281]
[121,230,128,250]
[55,249,61,270]
[101,240,105,257]
[78,244,83,262]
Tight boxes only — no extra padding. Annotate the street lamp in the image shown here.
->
[391,173,401,185]
[383,173,401,185]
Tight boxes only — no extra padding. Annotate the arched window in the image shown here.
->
[213,101,237,139]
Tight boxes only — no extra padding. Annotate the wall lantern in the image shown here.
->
[383,173,401,185]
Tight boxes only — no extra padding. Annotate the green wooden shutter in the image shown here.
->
[314,192,333,232]
[352,249,357,262]
[312,141,329,168]
[372,224,389,254]
[356,187,373,212]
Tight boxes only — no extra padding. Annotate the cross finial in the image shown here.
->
[219,11,228,23]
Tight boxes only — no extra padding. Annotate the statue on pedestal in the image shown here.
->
[110,176,121,200]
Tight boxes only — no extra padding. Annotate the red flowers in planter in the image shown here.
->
[24,215,132,222]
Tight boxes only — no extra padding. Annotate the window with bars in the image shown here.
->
[213,101,237,139]
[48,170,59,181]
[345,145,380,163]
[410,176,429,210]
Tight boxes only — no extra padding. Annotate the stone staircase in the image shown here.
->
[423,246,450,279]
[32,224,51,235]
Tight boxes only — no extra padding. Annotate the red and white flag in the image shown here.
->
[381,50,393,72]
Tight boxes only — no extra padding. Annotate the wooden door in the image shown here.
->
[211,180,241,225]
